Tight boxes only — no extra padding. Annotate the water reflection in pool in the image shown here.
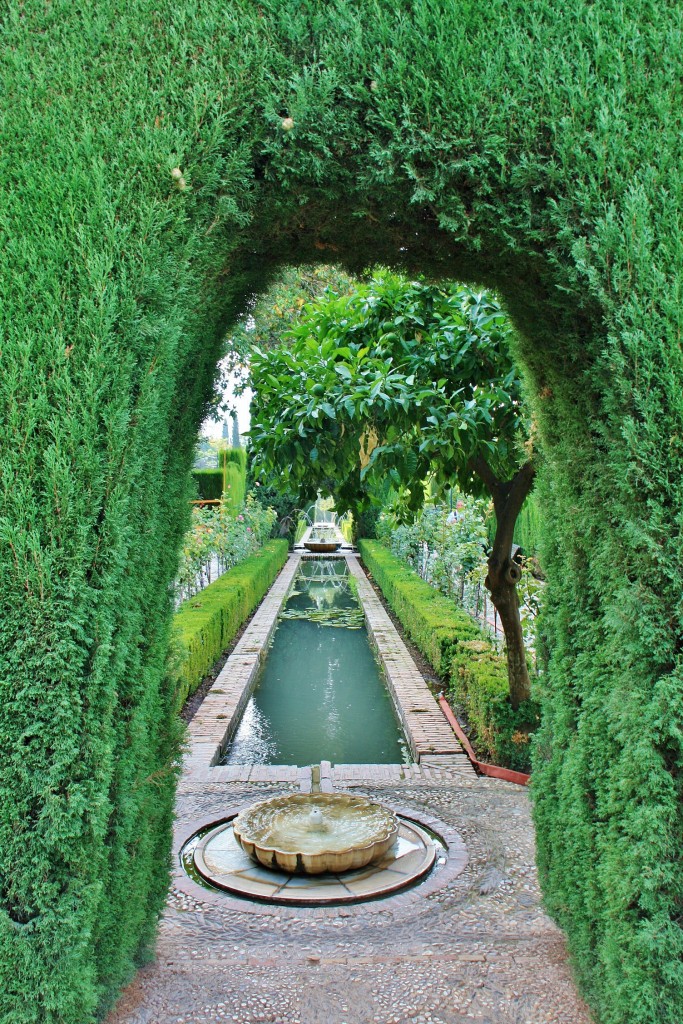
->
[222,560,410,766]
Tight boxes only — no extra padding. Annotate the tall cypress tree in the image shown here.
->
[231,413,241,449]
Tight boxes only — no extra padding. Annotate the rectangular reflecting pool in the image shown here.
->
[221,559,410,766]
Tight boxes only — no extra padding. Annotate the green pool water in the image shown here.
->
[221,560,409,766]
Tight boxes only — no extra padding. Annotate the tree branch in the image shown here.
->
[492,460,536,559]
[468,454,502,502]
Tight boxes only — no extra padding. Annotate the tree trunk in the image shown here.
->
[469,456,536,709]
[485,552,532,709]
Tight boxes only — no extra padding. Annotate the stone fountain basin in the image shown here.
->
[232,792,399,875]
[303,541,342,553]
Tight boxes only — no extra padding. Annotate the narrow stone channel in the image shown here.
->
[220,559,411,766]
[185,551,468,776]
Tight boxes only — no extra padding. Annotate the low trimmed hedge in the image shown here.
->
[358,540,465,673]
[171,540,288,708]
[450,637,540,772]
[358,540,539,772]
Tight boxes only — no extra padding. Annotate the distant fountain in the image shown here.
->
[306,496,337,527]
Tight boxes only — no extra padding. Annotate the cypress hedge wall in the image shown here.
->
[1,2,681,1021]
[190,468,224,501]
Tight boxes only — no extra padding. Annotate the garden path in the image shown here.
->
[107,554,591,1023]
[107,768,592,1024]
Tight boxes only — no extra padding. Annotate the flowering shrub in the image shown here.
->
[378,497,540,654]
[379,497,489,590]
[175,493,276,602]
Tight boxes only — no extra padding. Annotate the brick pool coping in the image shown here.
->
[185,553,302,775]
[345,554,470,768]
[184,551,471,781]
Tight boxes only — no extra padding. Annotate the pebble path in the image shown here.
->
[106,770,593,1024]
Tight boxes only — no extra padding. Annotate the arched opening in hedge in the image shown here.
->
[2,4,681,1023]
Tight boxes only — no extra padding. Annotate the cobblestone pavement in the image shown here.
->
[106,774,593,1024]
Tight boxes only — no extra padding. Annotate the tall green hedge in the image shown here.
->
[1,3,682,1021]
[223,462,246,515]
[172,540,288,708]
[220,447,247,473]
[190,468,224,501]
[359,540,538,771]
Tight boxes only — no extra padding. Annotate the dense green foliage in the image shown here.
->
[384,499,541,653]
[359,541,537,771]
[209,265,356,416]
[380,498,490,582]
[250,272,527,514]
[245,447,302,541]
[172,540,287,708]
[2,2,682,1020]
[191,468,224,501]
[225,265,355,359]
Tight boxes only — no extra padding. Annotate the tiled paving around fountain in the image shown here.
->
[105,555,593,1024]
[187,815,443,904]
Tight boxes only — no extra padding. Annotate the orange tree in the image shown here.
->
[249,271,536,708]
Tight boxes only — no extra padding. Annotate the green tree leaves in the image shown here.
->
[249,270,528,515]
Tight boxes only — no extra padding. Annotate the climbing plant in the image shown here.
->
[1,2,681,1022]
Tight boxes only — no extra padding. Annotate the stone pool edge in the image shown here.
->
[345,555,470,770]
[183,550,472,784]
[184,552,303,776]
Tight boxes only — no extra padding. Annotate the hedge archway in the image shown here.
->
[1,3,681,1022]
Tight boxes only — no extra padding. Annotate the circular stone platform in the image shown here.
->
[186,815,440,905]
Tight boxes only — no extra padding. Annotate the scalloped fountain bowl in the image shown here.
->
[232,792,399,875]
[303,540,342,553]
